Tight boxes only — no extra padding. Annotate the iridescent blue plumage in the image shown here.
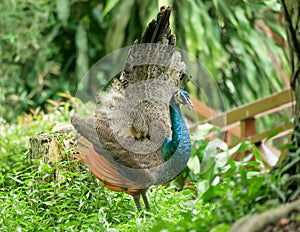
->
[161,89,192,161]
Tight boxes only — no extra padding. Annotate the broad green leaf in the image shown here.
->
[187,156,201,174]
[252,144,263,162]
[197,179,210,196]
[190,123,214,140]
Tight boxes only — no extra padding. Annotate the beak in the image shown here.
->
[186,98,194,111]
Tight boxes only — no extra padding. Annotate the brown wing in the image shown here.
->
[77,136,146,195]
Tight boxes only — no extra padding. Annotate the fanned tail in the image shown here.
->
[141,6,174,45]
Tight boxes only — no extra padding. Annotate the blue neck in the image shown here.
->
[161,100,187,160]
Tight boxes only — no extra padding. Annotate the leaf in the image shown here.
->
[187,156,201,174]
[190,123,214,140]
[252,144,263,162]
[75,22,89,81]
[57,92,71,98]
[105,0,135,52]
[197,180,210,196]
[270,183,286,202]
[46,99,57,106]
[200,161,216,184]
[266,127,283,141]
[102,0,121,17]
[207,138,228,152]
[210,224,231,232]
[215,151,231,169]
[56,0,70,27]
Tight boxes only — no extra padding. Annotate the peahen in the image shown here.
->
[71,6,193,210]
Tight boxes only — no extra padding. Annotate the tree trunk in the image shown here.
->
[280,0,300,200]
[281,0,300,148]
[29,123,82,182]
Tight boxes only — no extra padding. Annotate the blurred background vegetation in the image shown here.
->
[0,1,297,230]
[1,0,289,122]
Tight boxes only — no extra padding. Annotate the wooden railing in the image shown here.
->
[190,89,295,165]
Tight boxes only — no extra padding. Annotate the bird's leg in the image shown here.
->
[141,192,150,210]
[133,195,142,210]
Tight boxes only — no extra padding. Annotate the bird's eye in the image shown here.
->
[180,72,186,80]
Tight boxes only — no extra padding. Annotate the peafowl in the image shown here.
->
[71,6,193,210]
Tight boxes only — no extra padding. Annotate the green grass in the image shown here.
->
[0,107,212,231]
[0,160,213,231]
[1,169,211,231]
[0,105,295,231]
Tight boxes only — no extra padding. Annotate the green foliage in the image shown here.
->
[1,0,288,122]
[0,0,159,122]
[0,106,213,231]
[1,1,66,122]
[174,0,288,109]
[0,106,296,231]
[0,1,295,230]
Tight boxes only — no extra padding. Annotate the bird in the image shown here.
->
[71,6,193,210]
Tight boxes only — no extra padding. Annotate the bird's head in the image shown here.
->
[173,89,194,110]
